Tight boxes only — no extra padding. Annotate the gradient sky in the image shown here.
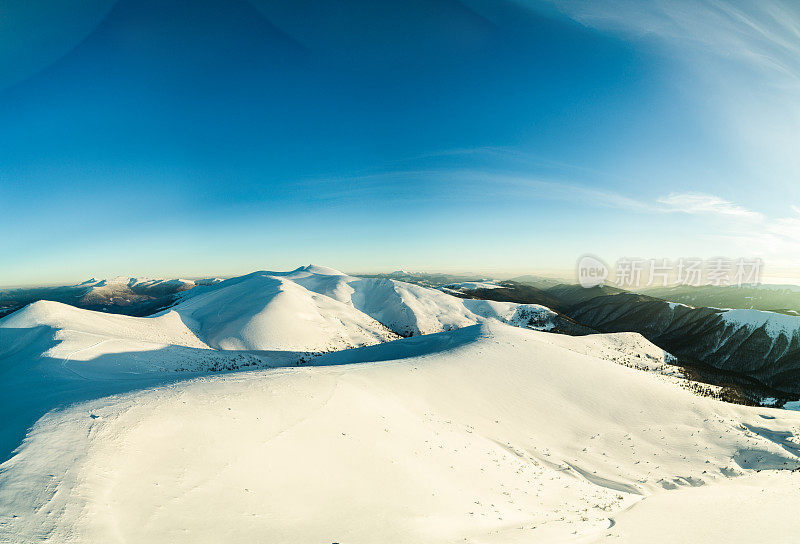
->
[1,0,799,286]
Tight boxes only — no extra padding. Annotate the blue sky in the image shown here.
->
[1,0,799,285]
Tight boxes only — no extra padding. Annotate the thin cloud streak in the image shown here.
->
[301,167,765,218]
[542,0,800,189]
[656,193,764,220]
[548,0,800,84]
[312,166,798,260]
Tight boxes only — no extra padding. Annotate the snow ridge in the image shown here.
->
[720,308,800,339]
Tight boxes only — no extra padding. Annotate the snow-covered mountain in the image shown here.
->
[561,290,800,394]
[446,281,800,396]
[166,265,569,347]
[1,265,799,543]
[641,283,800,314]
[78,276,221,306]
[440,280,503,293]
[167,269,401,352]
[0,266,575,382]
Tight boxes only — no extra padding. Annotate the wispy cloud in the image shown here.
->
[656,192,763,220]
[647,191,800,261]
[304,165,763,217]
[304,161,799,262]
[548,0,800,84]
[767,215,800,239]
[652,191,800,259]
[652,191,800,257]
[541,0,800,186]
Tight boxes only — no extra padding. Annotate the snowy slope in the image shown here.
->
[2,266,800,542]
[1,323,798,543]
[4,265,563,356]
[1,300,207,354]
[0,300,212,383]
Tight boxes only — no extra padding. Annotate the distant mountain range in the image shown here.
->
[0,276,223,318]
[639,284,800,315]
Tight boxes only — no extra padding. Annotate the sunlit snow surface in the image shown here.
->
[1,266,799,543]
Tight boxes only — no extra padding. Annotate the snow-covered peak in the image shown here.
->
[168,267,562,345]
[295,264,347,276]
[194,277,224,286]
[107,276,135,285]
[169,272,398,352]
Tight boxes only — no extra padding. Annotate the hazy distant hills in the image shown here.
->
[640,284,800,315]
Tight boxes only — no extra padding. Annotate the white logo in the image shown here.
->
[577,255,608,288]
